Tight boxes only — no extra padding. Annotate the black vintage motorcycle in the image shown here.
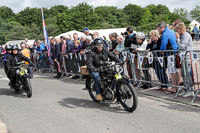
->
[11,62,32,98]
[82,61,138,112]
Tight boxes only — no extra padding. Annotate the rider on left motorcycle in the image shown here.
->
[86,38,122,101]
[5,44,35,88]
[3,44,12,84]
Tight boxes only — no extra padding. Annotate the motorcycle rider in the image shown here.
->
[86,38,122,101]
[3,44,12,83]
[5,44,35,88]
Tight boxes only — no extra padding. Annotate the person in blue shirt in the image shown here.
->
[157,22,179,51]
[63,35,74,54]
[157,22,179,93]
[36,40,47,70]
[193,24,199,41]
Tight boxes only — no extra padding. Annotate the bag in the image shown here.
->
[80,66,89,75]
[175,55,181,68]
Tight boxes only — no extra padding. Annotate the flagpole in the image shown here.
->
[41,8,53,67]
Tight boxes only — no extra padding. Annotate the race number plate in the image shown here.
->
[115,73,122,80]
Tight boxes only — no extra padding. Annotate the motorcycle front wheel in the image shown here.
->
[24,78,32,98]
[118,80,138,112]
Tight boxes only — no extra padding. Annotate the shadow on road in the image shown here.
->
[58,97,131,114]
[0,88,28,98]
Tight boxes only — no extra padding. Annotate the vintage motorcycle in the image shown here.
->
[81,61,138,112]
[11,62,32,98]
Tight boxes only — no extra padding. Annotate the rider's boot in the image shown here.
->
[96,94,103,101]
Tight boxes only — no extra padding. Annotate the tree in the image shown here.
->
[0,6,15,20]
[123,4,144,26]
[15,7,42,27]
[48,5,69,17]
[56,3,101,32]
[191,6,200,22]
[173,8,188,19]
[145,4,172,27]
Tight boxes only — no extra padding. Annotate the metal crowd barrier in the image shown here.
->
[30,51,53,72]
[121,49,200,104]
[121,50,184,92]
[61,53,87,76]
[185,50,200,103]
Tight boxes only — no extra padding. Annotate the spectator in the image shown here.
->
[73,33,79,42]
[80,36,88,55]
[71,40,82,54]
[172,19,182,30]
[21,43,31,60]
[85,35,93,50]
[194,24,199,41]
[176,22,194,97]
[64,34,74,54]
[157,22,179,93]
[109,32,118,52]
[93,31,108,49]
[124,26,137,49]
[135,32,151,89]
[93,31,99,39]
[82,27,93,39]
[36,40,47,70]
[147,30,169,91]
[51,38,61,78]
[113,35,125,55]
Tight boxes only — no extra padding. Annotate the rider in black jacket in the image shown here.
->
[86,38,121,101]
[5,44,34,88]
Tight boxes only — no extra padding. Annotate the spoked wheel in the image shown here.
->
[118,80,138,112]
[24,78,32,98]
[86,78,99,103]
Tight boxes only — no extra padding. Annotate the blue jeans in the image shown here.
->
[90,72,101,95]
[195,34,199,41]
[154,61,169,88]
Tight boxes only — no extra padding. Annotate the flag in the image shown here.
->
[41,8,53,65]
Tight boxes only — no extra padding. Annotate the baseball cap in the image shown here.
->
[82,27,90,32]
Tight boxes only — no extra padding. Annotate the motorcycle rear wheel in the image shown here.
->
[118,80,138,112]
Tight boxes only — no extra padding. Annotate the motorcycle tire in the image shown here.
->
[118,80,138,112]
[24,78,32,98]
[86,78,100,103]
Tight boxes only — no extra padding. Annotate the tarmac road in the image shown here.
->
[0,69,200,133]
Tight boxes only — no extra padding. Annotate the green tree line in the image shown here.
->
[0,3,199,45]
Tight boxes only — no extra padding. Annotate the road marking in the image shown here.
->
[0,78,9,81]
[0,119,8,133]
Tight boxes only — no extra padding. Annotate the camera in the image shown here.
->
[121,32,128,37]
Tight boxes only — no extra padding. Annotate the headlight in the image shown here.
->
[16,69,20,75]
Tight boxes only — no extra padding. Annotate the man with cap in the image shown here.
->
[82,27,93,39]
[86,38,122,101]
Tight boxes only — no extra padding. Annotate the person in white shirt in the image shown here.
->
[135,32,152,89]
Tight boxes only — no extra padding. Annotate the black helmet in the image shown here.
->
[12,44,19,50]
[93,38,103,46]
[5,44,12,50]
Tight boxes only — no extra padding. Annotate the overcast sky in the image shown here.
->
[0,0,199,13]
